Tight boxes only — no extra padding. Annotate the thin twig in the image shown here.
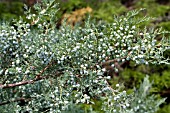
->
[101,52,131,66]
[0,97,31,106]
[0,61,55,89]
[0,53,131,89]
[0,76,48,89]
[36,61,54,77]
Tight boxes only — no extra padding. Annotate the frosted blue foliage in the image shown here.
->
[0,0,169,112]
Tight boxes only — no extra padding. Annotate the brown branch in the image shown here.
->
[36,61,54,77]
[0,76,48,89]
[0,52,131,89]
[101,52,131,66]
[0,61,57,89]
[101,52,131,77]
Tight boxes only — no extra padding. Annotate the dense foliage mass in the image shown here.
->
[0,0,170,112]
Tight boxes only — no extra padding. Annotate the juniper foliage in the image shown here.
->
[0,0,169,112]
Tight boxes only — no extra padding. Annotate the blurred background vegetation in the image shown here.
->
[0,0,170,112]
